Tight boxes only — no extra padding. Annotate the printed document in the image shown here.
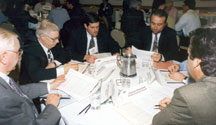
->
[58,69,99,100]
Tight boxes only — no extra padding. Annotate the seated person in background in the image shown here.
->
[66,12,120,64]
[128,9,178,62]
[158,0,178,29]
[61,0,86,47]
[121,0,146,48]
[47,0,70,29]
[175,0,200,47]
[98,0,113,30]
[152,25,216,125]
[0,28,65,124]
[34,0,52,13]
[19,19,78,84]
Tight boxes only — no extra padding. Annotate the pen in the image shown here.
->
[40,96,71,99]
[77,104,91,115]
[154,105,160,109]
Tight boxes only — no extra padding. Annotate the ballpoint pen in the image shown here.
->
[154,105,160,109]
[77,104,91,115]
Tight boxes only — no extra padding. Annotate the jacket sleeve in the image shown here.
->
[22,53,57,82]
[0,94,61,125]
[152,89,193,125]
[20,83,48,99]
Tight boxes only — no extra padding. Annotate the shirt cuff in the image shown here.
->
[161,55,165,61]
[183,77,189,84]
[56,66,64,76]
[47,82,51,92]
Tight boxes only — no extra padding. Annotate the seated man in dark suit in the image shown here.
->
[129,9,178,61]
[144,9,178,61]
[0,28,65,124]
[19,19,78,84]
[66,12,120,63]
[152,24,216,125]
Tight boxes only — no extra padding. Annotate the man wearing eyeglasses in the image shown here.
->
[19,19,78,84]
[0,28,66,124]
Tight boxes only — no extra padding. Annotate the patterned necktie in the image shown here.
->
[9,79,39,118]
[153,33,158,52]
[89,36,95,54]
[47,49,53,63]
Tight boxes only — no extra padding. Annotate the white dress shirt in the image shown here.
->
[86,31,99,55]
[175,9,201,37]
[38,40,64,77]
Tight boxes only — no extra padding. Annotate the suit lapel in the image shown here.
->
[0,77,12,90]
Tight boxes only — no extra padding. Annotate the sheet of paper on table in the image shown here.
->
[93,52,112,59]
[58,69,99,101]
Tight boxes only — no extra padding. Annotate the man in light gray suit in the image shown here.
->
[0,28,65,124]
[152,24,216,124]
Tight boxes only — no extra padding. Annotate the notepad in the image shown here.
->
[57,69,99,101]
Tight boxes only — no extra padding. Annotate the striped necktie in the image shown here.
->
[47,49,53,63]
[9,78,39,118]
[153,33,158,52]
[89,36,95,54]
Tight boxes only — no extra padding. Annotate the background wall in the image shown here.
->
[80,0,216,8]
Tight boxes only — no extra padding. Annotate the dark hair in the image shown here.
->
[189,26,216,76]
[184,0,196,10]
[83,12,99,26]
[52,0,61,7]
[151,9,168,23]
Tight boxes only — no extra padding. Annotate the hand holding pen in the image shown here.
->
[154,97,171,110]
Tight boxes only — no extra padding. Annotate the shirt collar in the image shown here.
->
[0,72,10,84]
[38,39,49,53]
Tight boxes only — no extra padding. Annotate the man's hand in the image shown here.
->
[159,97,171,110]
[168,63,180,72]
[46,94,61,107]
[113,53,121,56]
[151,52,161,62]
[169,72,187,82]
[124,47,133,54]
[84,55,96,64]
[45,62,56,69]
[50,75,65,90]
[64,63,79,74]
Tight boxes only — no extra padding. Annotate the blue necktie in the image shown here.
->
[9,79,39,118]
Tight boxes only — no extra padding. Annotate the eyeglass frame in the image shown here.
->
[6,49,23,57]
[43,33,59,42]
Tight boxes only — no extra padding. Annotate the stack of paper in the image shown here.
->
[58,69,99,101]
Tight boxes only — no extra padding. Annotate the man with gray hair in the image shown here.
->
[0,28,65,124]
[19,19,78,84]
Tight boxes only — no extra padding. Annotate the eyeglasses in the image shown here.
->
[44,34,59,42]
[6,49,23,57]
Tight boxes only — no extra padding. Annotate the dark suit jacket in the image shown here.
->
[153,76,216,125]
[135,26,178,61]
[121,8,146,48]
[0,77,61,125]
[66,26,120,61]
[19,38,69,84]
